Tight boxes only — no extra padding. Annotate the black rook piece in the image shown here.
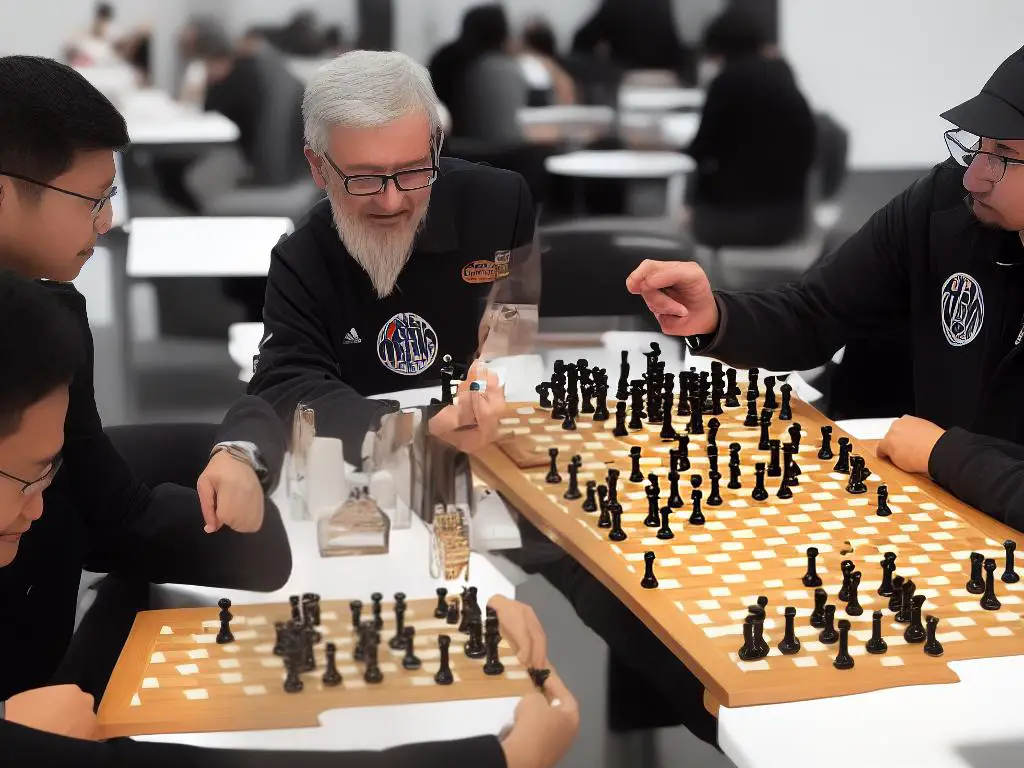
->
[833,619,854,670]
[778,607,801,655]
[924,616,944,657]
[1003,540,1019,584]
[818,426,834,460]
[803,546,823,587]
[981,558,1002,611]
[641,551,659,589]
[866,610,888,654]
[435,635,455,685]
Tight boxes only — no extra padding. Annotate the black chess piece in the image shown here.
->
[778,607,801,655]
[433,590,447,619]
[657,506,674,540]
[647,471,661,498]
[706,444,719,477]
[303,593,322,627]
[564,456,582,500]
[536,382,552,408]
[390,600,408,650]
[726,368,741,407]
[752,463,769,501]
[846,456,868,494]
[613,401,629,437]
[779,383,793,420]
[561,396,577,431]
[545,448,561,484]
[838,560,856,602]
[866,610,888,654]
[896,580,915,624]
[1003,540,1020,584]
[747,368,760,399]
[641,551,659,589]
[707,471,723,506]
[878,552,897,596]
[352,622,369,661]
[580,480,598,513]
[299,620,317,672]
[372,592,384,630]
[981,558,1002,610]
[629,387,645,430]
[688,396,704,434]
[667,471,684,508]
[810,588,828,629]
[776,471,793,500]
[446,599,460,626]
[782,444,798,487]
[875,484,892,516]
[744,395,759,427]
[440,354,456,404]
[833,620,855,670]
[216,598,234,644]
[834,438,851,473]
[597,486,612,528]
[763,376,777,409]
[617,351,630,401]
[483,630,505,676]
[290,594,302,623]
[273,621,288,656]
[737,616,758,661]
[803,547,823,587]
[689,489,705,525]
[758,409,772,451]
[322,642,342,686]
[845,572,864,616]
[707,417,721,448]
[676,435,691,472]
[767,440,782,477]
[750,612,769,659]
[402,626,422,670]
[888,575,905,613]
[660,394,677,440]
[594,385,610,421]
[818,425,834,460]
[608,503,627,542]
[435,635,455,685]
[819,604,839,644]
[465,616,487,659]
[282,634,304,693]
[788,423,802,451]
[903,595,927,643]
[629,446,644,482]
[607,468,620,506]
[923,616,944,657]
[966,552,985,594]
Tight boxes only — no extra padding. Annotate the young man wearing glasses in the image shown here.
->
[627,43,1024,532]
[0,56,293,710]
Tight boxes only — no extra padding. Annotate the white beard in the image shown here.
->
[329,191,428,299]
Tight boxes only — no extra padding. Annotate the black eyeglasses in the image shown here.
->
[0,454,63,497]
[0,170,118,219]
[945,129,1024,184]
[321,153,437,196]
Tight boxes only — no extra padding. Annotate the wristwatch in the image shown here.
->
[211,441,270,489]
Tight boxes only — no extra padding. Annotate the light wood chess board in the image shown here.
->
[471,378,1024,709]
[98,595,534,738]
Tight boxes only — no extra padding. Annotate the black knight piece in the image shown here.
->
[895,579,915,624]
[536,382,552,408]
[924,616,944,657]
[838,560,856,602]
[846,456,868,494]
[834,437,851,473]
[788,423,802,451]
[676,435,691,472]
[483,630,505,676]
[464,616,487,659]
[433,590,446,620]
[889,575,905,613]
[845,571,864,616]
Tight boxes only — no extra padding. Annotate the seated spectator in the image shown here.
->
[518,17,576,107]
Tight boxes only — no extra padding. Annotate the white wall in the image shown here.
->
[780,0,1024,170]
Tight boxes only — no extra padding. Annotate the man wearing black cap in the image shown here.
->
[626,44,1024,531]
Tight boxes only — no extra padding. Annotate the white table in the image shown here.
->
[121,89,240,147]
[126,217,293,278]
[517,105,616,144]
[618,86,704,113]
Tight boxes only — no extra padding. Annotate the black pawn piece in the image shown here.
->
[767,440,782,477]
[707,470,723,506]
[657,506,674,540]
[866,610,888,654]
[390,601,408,650]
[888,576,905,613]
[322,642,342,686]
[966,552,986,594]
[483,630,505,676]
[545,448,561,484]
[371,592,384,630]
[433,589,447,619]
[629,446,644,483]
[582,480,598,512]
[641,551,659,589]
[752,463,769,501]
[838,560,856,602]
[924,616,944,657]
[434,635,454,685]
[846,456,868,494]
[778,607,801,655]
[446,599,460,626]
[667,471,684,508]
[1003,540,1020,584]
[818,426,834,460]
[845,571,864,616]
[216,598,234,644]
[904,595,927,643]
[810,587,828,628]
[689,489,705,525]
[613,401,628,437]
[981,558,1002,611]
[878,552,897,596]
[803,546,823,587]
[744,395,759,427]
[779,383,793,420]
[402,627,422,670]
[819,604,839,644]
[608,504,627,542]
[833,620,854,670]
[564,457,582,500]
[834,438,851,473]
[876,484,892,516]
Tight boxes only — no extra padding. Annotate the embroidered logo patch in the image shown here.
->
[377,312,438,375]
[461,260,497,284]
[493,250,511,279]
[940,272,984,347]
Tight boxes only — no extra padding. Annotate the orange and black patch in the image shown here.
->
[461,260,497,284]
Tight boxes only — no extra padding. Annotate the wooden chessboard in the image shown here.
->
[98,595,534,738]
[470,388,1024,709]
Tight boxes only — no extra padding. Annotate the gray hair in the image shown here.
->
[302,50,444,154]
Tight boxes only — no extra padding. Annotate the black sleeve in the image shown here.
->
[215,395,287,490]
[248,245,389,466]
[699,178,915,371]
[928,427,1024,533]
[570,8,606,54]
[0,721,507,768]
[684,70,729,163]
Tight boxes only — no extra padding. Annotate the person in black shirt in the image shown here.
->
[0,55,291,706]
[627,44,1024,531]
[0,271,578,768]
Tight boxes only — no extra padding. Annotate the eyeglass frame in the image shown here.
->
[0,170,118,219]
[0,454,63,496]
[944,129,1024,184]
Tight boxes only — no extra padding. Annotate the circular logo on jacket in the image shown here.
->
[940,272,984,347]
[377,312,439,375]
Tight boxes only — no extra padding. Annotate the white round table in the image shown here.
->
[618,86,704,113]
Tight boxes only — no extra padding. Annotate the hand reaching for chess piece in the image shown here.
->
[429,362,507,455]
[489,594,548,669]
[5,684,100,740]
[876,415,946,476]
[197,446,265,534]
[625,259,719,338]
[501,671,580,768]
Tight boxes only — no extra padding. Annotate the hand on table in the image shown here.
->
[501,672,580,768]
[487,595,548,670]
[428,362,507,455]
[5,685,100,740]
[197,450,265,534]
[876,415,946,476]
[625,259,719,337]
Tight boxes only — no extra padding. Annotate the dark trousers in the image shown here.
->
[53,424,220,705]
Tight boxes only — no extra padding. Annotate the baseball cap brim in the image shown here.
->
[941,91,1024,140]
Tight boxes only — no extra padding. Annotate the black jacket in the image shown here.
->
[249,158,535,464]
[698,159,1024,531]
[0,284,292,703]
[0,720,507,768]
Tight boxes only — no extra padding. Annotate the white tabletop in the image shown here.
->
[618,86,704,112]
[517,105,616,127]
[545,150,695,179]
[121,88,240,146]
[126,217,293,278]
